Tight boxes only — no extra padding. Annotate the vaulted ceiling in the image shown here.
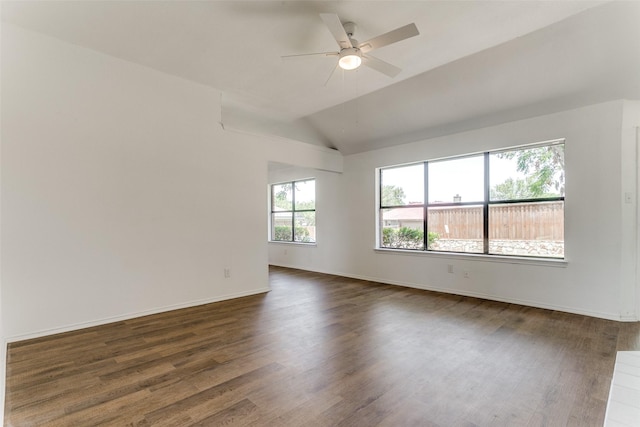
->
[3,1,639,154]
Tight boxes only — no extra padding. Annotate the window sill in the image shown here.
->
[269,241,317,247]
[373,247,567,267]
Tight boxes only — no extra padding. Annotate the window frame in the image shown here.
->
[377,140,565,259]
[269,178,316,244]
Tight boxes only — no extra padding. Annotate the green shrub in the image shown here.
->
[274,226,311,242]
[427,231,439,248]
[382,227,439,249]
[382,227,396,246]
[274,226,292,241]
[398,227,422,242]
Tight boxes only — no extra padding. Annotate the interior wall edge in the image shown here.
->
[4,287,270,344]
[268,263,633,322]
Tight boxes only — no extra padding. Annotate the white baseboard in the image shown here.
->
[6,287,270,344]
[269,263,632,322]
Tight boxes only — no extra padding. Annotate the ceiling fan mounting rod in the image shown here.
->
[342,22,356,38]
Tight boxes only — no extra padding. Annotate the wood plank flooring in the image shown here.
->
[5,266,640,426]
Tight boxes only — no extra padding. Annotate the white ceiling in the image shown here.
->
[3,1,639,154]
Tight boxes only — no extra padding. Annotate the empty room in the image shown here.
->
[1,1,640,426]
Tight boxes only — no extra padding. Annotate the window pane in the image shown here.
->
[294,212,316,243]
[272,212,292,241]
[428,205,483,253]
[380,164,424,206]
[490,144,564,201]
[429,156,484,204]
[272,183,292,211]
[380,207,424,249]
[489,201,564,258]
[294,180,315,210]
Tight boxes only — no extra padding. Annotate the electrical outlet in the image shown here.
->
[447,264,454,274]
[224,268,231,278]
[463,271,470,279]
[625,192,633,204]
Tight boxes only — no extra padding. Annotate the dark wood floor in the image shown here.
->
[5,266,640,426]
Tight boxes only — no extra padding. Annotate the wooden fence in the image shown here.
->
[427,201,564,240]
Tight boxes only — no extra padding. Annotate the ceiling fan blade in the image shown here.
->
[282,52,339,59]
[358,23,419,53]
[320,13,352,49]
[362,54,402,78]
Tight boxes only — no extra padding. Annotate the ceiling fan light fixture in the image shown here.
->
[338,48,362,70]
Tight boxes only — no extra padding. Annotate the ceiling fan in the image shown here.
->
[283,13,419,79]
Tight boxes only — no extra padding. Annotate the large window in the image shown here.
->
[270,179,316,243]
[378,140,565,258]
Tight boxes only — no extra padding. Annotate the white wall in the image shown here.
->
[270,100,640,321]
[621,100,640,319]
[0,14,4,425]
[0,24,341,344]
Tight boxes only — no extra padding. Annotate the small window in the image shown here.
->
[271,179,316,243]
